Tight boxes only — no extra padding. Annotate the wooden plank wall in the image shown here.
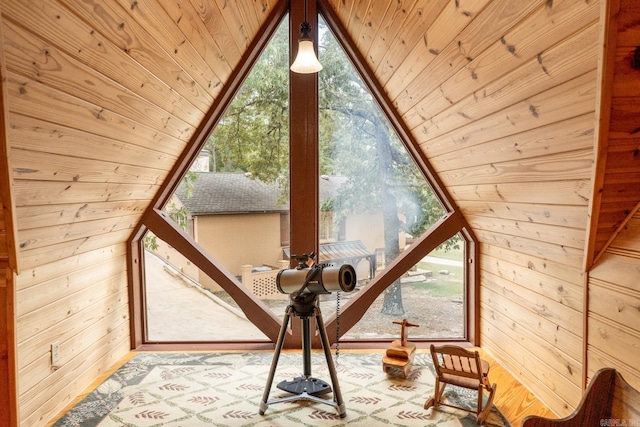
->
[0,0,277,424]
[588,211,640,391]
[587,0,640,397]
[1,4,19,423]
[326,0,599,417]
[590,0,640,257]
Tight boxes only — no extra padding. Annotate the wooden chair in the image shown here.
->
[521,368,640,427]
[425,344,497,424]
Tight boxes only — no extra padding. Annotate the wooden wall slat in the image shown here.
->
[482,270,583,336]
[12,180,158,207]
[589,280,640,332]
[210,0,252,49]
[405,2,599,133]
[15,244,126,292]
[463,201,588,229]
[16,254,126,321]
[20,329,130,426]
[474,217,585,253]
[482,286,583,362]
[60,0,216,111]
[392,0,545,111]
[588,346,640,392]
[440,149,593,186]
[481,331,578,416]
[381,0,486,89]
[2,0,210,123]
[350,0,387,62]
[480,296,582,388]
[2,21,195,141]
[17,216,138,252]
[15,271,126,343]
[17,230,131,271]
[159,0,238,79]
[430,114,595,172]
[116,0,228,88]
[15,201,146,231]
[588,313,640,373]
[18,301,129,394]
[375,0,452,85]
[481,243,584,290]
[361,0,409,70]
[450,180,591,205]
[591,252,640,289]
[6,75,186,155]
[476,229,584,269]
[419,69,597,157]
[11,150,165,185]
[9,115,179,170]
[445,0,597,105]
[482,253,583,311]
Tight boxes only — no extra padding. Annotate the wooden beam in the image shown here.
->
[586,0,620,269]
[288,0,321,348]
[0,6,19,424]
[144,208,282,341]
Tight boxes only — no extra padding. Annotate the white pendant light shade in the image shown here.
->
[290,39,323,74]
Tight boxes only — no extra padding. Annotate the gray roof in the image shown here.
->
[176,172,287,215]
[176,172,346,215]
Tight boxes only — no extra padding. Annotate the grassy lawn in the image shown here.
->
[410,245,464,298]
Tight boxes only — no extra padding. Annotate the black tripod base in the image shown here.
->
[277,376,332,396]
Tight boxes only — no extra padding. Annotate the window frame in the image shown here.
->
[127,0,478,351]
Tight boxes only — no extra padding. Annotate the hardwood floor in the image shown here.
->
[478,348,557,426]
[47,348,556,426]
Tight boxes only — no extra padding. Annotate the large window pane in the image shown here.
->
[143,18,291,341]
[317,17,464,340]
[144,236,268,342]
[342,235,465,340]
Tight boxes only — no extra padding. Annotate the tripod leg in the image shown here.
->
[315,307,346,418]
[259,305,292,415]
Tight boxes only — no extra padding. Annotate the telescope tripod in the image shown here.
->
[259,293,346,418]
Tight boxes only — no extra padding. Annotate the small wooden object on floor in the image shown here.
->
[382,319,419,377]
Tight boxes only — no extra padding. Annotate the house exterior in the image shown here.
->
[166,172,385,289]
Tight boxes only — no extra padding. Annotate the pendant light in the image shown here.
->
[290,0,323,74]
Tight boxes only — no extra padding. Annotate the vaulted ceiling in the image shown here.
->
[1,0,613,272]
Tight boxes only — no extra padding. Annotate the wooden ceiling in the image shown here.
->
[1,0,611,273]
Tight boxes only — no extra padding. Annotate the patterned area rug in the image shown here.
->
[52,352,510,426]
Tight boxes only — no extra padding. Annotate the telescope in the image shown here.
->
[276,263,356,295]
[260,252,357,418]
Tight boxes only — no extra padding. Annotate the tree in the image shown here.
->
[206,19,290,186]
[204,16,447,316]
[317,24,445,315]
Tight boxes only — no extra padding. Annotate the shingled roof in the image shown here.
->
[175,172,286,215]
[176,172,347,215]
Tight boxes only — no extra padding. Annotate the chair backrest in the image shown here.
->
[430,344,483,382]
[522,368,640,427]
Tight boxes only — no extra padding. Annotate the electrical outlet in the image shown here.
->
[51,341,60,365]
